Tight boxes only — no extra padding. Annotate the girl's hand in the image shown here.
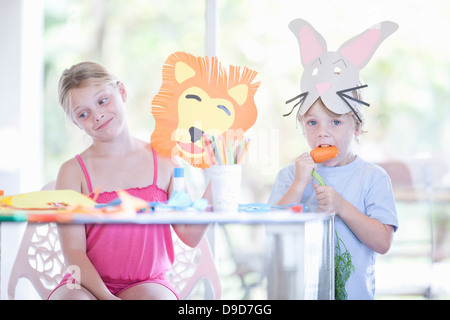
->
[293,153,317,187]
[314,183,344,213]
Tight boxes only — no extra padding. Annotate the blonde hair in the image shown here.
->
[58,62,118,120]
[297,85,367,136]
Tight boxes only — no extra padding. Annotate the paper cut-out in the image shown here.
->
[150,52,260,169]
[0,190,96,209]
[285,19,398,120]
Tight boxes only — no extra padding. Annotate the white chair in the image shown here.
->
[168,230,222,299]
[7,222,64,299]
[7,183,221,300]
[8,224,221,300]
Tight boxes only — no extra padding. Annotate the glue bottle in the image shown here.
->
[173,167,185,192]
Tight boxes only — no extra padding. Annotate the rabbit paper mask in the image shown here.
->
[285,19,398,121]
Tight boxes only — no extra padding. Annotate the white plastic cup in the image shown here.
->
[209,164,242,212]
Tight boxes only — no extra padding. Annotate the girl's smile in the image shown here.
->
[94,116,114,131]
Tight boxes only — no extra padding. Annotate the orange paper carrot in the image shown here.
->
[310,146,339,163]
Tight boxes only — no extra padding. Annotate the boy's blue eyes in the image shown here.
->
[307,120,341,126]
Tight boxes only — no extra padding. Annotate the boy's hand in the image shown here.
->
[277,153,316,206]
[314,183,343,214]
[293,153,317,187]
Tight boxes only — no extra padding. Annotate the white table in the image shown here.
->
[1,209,335,299]
[69,209,329,224]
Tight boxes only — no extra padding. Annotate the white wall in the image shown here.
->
[0,0,43,195]
[0,0,44,299]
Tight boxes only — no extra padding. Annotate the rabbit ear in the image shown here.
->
[289,19,327,67]
[338,21,398,70]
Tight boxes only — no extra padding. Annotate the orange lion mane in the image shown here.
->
[150,52,260,169]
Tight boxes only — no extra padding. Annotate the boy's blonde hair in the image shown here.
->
[297,85,366,136]
[58,62,118,120]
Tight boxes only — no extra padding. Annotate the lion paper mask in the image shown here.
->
[285,19,398,121]
[150,52,260,169]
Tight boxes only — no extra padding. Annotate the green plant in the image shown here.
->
[334,230,355,300]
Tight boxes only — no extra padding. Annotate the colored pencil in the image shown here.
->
[202,134,250,165]
[237,140,250,164]
[202,133,216,165]
[211,135,223,164]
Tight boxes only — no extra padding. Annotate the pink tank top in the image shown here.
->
[75,149,174,284]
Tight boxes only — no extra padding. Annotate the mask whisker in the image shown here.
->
[338,92,370,107]
[338,94,363,123]
[284,92,308,117]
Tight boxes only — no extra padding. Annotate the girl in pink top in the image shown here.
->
[48,62,207,300]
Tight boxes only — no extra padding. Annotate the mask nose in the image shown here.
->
[189,126,204,143]
[316,83,331,96]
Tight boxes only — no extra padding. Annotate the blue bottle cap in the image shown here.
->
[174,167,184,178]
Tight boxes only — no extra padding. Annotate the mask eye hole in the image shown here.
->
[334,66,341,75]
[312,68,319,76]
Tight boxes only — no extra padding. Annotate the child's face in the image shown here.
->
[302,99,359,167]
[70,82,127,142]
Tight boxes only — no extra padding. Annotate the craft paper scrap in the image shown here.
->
[0,190,97,209]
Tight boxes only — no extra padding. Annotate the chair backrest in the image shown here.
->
[377,161,414,189]
[7,223,65,299]
[376,160,419,203]
[167,230,222,299]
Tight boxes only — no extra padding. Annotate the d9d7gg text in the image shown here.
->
[222,304,271,315]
